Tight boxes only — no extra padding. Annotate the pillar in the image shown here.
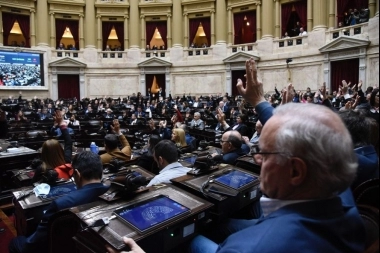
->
[183,13,189,48]
[84,0,96,48]
[129,0,140,49]
[261,0,273,39]
[79,14,84,49]
[227,7,232,45]
[328,0,335,29]
[211,10,216,45]
[36,0,49,46]
[167,14,172,48]
[172,0,182,47]
[307,0,313,32]
[0,8,3,45]
[376,0,379,17]
[312,0,327,30]
[30,10,36,47]
[256,3,262,40]
[369,0,376,18]
[140,15,145,49]
[274,0,280,38]
[124,15,129,50]
[97,15,102,50]
[50,12,56,48]
[215,0,227,44]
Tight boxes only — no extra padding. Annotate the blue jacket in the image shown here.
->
[353,145,379,189]
[217,196,365,253]
[21,183,109,253]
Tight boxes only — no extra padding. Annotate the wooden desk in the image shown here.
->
[71,184,213,253]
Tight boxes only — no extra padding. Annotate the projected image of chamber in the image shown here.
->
[0,51,44,87]
[114,195,191,234]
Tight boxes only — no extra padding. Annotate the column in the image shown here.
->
[30,10,36,47]
[227,7,232,45]
[124,15,129,50]
[50,12,56,48]
[211,10,216,45]
[312,0,327,30]
[0,8,3,45]
[376,0,379,17]
[172,0,182,47]
[167,14,172,49]
[36,0,49,46]
[79,14,84,49]
[215,0,227,44]
[97,15,102,50]
[369,0,376,18]
[256,3,262,40]
[274,0,280,38]
[183,13,189,48]
[140,15,145,49]
[84,0,96,48]
[129,0,140,49]
[261,0,273,39]
[328,0,335,29]
[307,0,313,32]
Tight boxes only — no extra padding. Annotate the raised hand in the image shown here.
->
[110,119,121,134]
[281,83,294,105]
[236,58,265,107]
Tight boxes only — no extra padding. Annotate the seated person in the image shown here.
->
[172,128,192,154]
[9,151,109,253]
[32,112,73,183]
[210,130,248,165]
[190,112,205,130]
[146,140,191,186]
[103,108,115,119]
[137,134,162,174]
[100,119,132,164]
[242,120,262,148]
[38,107,52,120]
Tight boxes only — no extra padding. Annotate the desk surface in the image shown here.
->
[0,147,38,157]
[70,184,213,251]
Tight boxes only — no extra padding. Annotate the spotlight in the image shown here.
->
[286,58,293,64]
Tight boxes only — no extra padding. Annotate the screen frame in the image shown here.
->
[213,169,257,190]
[113,194,191,234]
[0,48,48,91]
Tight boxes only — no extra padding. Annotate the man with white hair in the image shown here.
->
[190,112,205,130]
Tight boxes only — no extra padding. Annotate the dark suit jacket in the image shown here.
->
[18,183,109,253]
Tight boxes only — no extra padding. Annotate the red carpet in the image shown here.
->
[0,210,16,253]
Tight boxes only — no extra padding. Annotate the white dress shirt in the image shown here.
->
[147,162,191,187]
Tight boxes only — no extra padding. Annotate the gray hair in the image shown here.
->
[273,103,357,196]
[194,112,201,117]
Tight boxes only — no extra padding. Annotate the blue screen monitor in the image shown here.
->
[214,170,257,190]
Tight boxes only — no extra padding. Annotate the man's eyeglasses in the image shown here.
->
[250,145,289,157]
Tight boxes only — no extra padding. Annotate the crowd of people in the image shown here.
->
[1,60,379,252]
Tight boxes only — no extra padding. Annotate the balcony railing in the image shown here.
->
[55,50,81,58]
[185,47,212,57]
[99,51,127,59]
[140,0,171,3]
[144,50,168,58]
[328,22,368,40]
[230,43,257,53]
[276,35,308,48]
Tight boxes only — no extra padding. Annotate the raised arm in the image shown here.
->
[54,110,72,163]
[236,58,274,125]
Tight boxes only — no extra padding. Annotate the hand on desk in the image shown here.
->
[106,237,145,253]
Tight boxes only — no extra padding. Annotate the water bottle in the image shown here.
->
[90,142,99,154]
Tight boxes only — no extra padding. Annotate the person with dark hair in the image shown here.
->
[137,134,162,174]
[338,109,379,189]
[146,140,191,186]
[8,151,109,253]
[100,119,131,164]
[0,109,8,139]
[369,88,379,124]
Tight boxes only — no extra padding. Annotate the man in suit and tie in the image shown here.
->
[9,151,109,253]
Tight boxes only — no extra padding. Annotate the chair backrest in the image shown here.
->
[47,209,81,253]
[353,178,379,209]
[357,205,379,252]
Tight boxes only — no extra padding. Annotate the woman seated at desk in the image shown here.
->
[172,128,192,154]
[137,134,161,174]
[32,111,73,183]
